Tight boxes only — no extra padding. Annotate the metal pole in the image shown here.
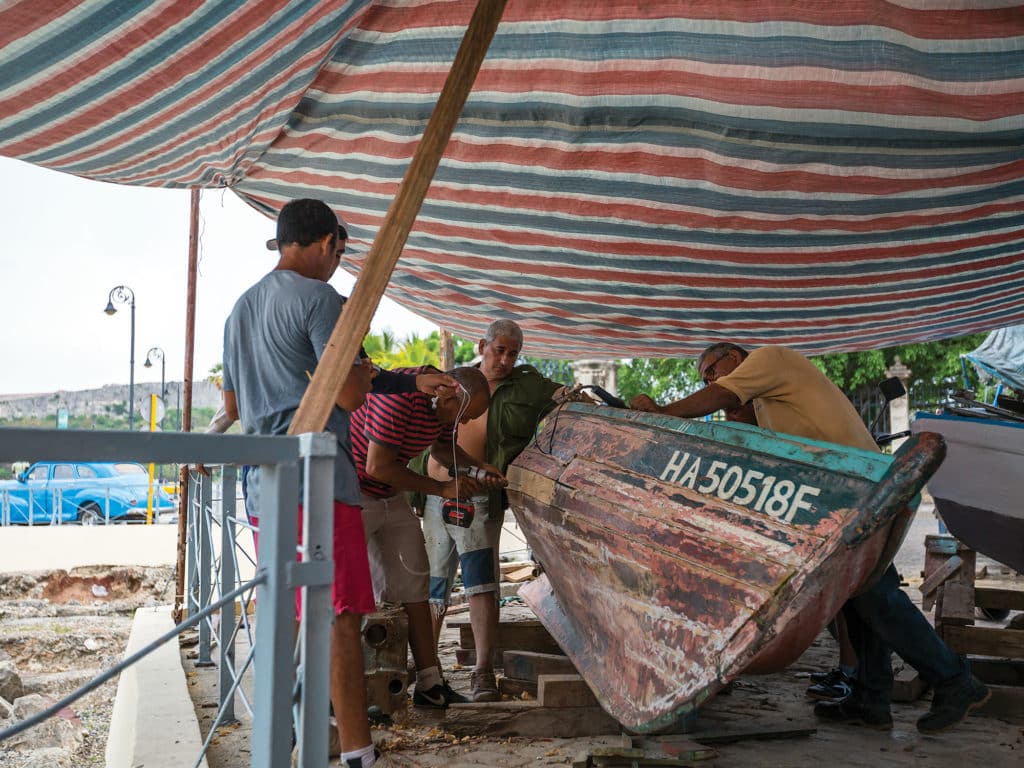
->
[296,434,336,768]
[219,465,238,724]
[129,298,136,431]
[160,356,166,430]
[251,461,300,768]
[197,471,214,666]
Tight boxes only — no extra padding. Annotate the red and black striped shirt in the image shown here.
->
[350,366,455,499]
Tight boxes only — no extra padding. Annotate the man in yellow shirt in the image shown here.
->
[631,343,989,735]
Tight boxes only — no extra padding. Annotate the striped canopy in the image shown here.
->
[3,1,1024,357]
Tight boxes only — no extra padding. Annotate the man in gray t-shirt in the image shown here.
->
[221,199,452,768]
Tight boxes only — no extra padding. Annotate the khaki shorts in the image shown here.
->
[360,492,429,604]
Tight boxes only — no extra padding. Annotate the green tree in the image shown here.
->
[812,334,986,392]
[618,358,701,403]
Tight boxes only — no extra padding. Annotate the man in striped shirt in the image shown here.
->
[351,365,504,707]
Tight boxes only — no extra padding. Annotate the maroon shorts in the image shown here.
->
[250,501,375,618]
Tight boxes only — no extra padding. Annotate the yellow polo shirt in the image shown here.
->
[714,346,878,452]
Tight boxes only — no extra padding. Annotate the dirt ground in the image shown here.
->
[0,565,176,768]
[181,599,1024,768]
[2,509,1022,768]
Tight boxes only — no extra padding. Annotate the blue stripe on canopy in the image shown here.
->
[1,0,1023,357]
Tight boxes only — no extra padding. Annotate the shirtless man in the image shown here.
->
[418,319,568,701]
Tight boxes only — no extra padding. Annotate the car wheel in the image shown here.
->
[77,503,103,526]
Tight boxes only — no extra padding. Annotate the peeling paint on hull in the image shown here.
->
[507,405,946,733]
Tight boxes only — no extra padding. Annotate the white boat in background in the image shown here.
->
[912,411,1024,573]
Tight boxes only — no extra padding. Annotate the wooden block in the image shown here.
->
[454,648,502,668]
[503,650,576,682]
[537,674,599,708]
[452,618,562,655]
[938,581,976,623]
[943,625,1024,657]
[498,676,537,698]
[505,565,536,583]
[891,668,928,703]
[968,658,1024,687]
[443,700,621,738]
[975,585,1024,612]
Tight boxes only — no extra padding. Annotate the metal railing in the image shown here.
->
[0,427,338,768]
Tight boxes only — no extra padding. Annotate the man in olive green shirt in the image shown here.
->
[420,320,567,701]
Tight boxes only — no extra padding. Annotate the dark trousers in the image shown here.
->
[843,564,967,708]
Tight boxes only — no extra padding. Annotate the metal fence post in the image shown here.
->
[197,471,215,667]
[1,491,8,526]
[295,434,336,768]
[187,470,201,619]
[105,486,111,524]
[28,489,34,526]
[219,464,238,724]
[53,488,61,525]
[251,460,300,768]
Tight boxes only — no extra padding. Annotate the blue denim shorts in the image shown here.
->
[423,494,502,605]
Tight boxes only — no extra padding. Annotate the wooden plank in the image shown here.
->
[443,700,621,738]
[975,586,1024,611]
[503,650,577,682]
[454,619,562,654]
[538,674,599,708]
[920,555,963,597]
[943,625,1024,657]
[968,658,1024,687]
[288,0,508,434]
[505,565,536,583]
[498,676,536,698]
[691,723,816,745]
[891,668,928,703]
[500,560,534,575]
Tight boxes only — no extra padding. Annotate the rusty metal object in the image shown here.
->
[508,404,946,733]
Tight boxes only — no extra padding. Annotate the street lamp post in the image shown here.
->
[104,285,136,430]
[144,347,166,429]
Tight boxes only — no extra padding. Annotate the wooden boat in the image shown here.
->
[506,404,945,733]
[912,411,1024,574]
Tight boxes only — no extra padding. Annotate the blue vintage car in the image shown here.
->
[0,461,177,525]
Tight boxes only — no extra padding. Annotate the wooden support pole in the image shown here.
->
[439,328,455,370]
[289,0,507,435]
[174,187,201,623]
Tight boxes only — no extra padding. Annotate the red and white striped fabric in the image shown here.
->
[3,1,1024,357]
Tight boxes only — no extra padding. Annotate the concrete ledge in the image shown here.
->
[107,606,209,768]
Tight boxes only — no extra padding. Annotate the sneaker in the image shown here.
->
[471,670,500,702]
[810,667,841,685]
[814,699,893,730]
[917,676,990,734]
[367,705,393,727]
[806,670,854,703]
[412,679,468,708]
[343,747,381,767]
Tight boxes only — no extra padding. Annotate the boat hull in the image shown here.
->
[912,412,1024,573]
[507,405,945,733]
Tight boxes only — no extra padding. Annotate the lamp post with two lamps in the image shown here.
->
[103,285,136,431]
[144,347,166,430]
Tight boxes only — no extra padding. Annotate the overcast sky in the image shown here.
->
[0,157,436,397]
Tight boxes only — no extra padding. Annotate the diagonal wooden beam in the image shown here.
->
[289,0,507,435]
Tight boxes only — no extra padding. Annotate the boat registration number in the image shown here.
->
[659,450,821,524]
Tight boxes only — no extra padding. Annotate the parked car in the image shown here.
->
[0,461,177,525]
